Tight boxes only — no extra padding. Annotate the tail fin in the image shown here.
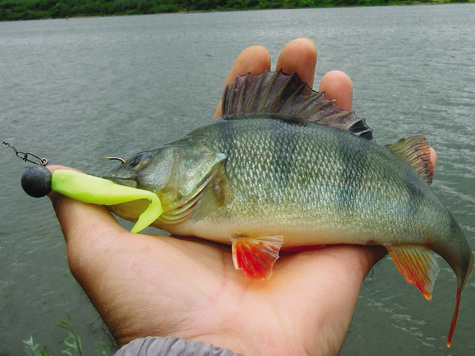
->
[387,241,473,347]
[447,255,473,347]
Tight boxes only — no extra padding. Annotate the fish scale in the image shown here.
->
[191,117,429,243]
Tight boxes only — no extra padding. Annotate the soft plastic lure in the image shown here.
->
[21,166,162,233]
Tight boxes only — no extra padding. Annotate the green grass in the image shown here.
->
[1,0,473,22]
[22,314,115,356]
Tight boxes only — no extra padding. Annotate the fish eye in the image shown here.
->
[127,152,153,171]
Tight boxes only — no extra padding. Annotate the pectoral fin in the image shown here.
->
[386,244,439,300]
[191,183,225,223]
[232,235,284,280]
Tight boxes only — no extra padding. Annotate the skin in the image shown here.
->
[48,38,436,355]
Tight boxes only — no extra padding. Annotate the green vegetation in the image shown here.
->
[0,0,471,21]
[23,314,115,356]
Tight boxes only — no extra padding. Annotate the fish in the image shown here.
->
[105,70,473,346]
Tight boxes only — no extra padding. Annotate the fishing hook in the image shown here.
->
[104,156,126,165]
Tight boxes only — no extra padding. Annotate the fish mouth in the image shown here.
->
[103,175,138,188]
[104,162,139,188]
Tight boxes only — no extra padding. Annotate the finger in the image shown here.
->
[430,147,437,170]
[318,72,438,170]
[318,70,353,111]
[46,165,142,311]
[275,37,317,87]
[213,45,271,119]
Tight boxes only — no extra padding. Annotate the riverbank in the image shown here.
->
[0,0,472,22]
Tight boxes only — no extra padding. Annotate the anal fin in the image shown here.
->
[386,244,439,300]
[232,235,283,280]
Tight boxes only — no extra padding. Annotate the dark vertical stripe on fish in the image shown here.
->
[216,119,236,179]
[270,119,301,199]
[404,170,425,232]
[336,129,370,215]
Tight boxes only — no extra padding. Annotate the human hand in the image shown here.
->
[48,38,430,356]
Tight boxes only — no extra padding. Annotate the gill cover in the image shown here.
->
[106,143,227,227]
[155,144,228,226]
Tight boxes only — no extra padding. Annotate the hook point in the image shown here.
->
[104,156,126,165]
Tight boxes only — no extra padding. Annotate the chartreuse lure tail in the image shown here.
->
[21,166,162,233]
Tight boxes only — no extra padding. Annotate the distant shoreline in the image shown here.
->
[1,0,473,22]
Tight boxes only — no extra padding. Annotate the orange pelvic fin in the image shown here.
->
[386,244,439,300]
[232,235,283,280]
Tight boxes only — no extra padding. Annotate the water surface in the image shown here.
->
[1,4,474,355]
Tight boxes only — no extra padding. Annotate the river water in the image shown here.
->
[0,4,474,355]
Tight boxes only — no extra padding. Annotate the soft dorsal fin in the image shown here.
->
[386,135,434,185]
[221,69,373,140]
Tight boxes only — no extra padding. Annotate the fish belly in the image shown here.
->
[174,217,373,248]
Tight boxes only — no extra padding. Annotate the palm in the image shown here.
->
[69,218,379,355]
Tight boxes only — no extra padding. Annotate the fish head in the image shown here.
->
[105,148,171,189]
[105,142,227,217]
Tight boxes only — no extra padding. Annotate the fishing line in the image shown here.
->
[2,141,48,166]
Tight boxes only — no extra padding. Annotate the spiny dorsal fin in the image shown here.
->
[386,135,434,185]
[221,69,373,140]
